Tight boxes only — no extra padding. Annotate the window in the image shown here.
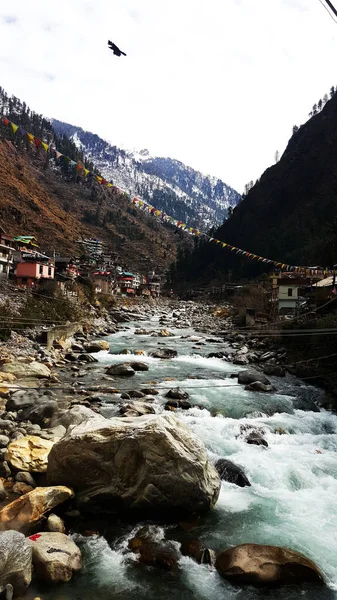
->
[39,265,43,275]
[48,267,52,276]
[288,288,293,297]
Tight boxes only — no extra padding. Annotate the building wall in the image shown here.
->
[278,285,299,300]
[16,262,54,279]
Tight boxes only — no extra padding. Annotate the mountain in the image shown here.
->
[0,86,179,272]
[51,119,240,229]
[172,86,337,284]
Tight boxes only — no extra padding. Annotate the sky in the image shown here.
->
[0,0,337,193]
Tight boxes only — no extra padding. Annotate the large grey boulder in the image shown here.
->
[0,531,32,595]
[31,532,82,583]
[238,370,270,386]
[215,544,324,586]
[47,414,220,517]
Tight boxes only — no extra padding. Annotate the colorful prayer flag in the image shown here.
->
[10,122,19,135]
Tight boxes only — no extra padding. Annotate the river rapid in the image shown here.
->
[31,308,337,600]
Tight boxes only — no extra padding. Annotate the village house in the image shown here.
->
[0,227,14,278]
[116,272,136,295]
[92,269,115,295]
[16,252,55,288]
[147,271,161,298]
[271,273,320,317]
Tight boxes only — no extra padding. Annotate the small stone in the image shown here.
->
[0,461,11,478]
[46,513,65,533]
[12,482,34,495]
[15,472,37,487]
[0,479,7,501]
[0,436,10,448]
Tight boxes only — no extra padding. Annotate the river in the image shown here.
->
[31,310,337,600]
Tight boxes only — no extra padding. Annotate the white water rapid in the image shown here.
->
[31,312,337,600]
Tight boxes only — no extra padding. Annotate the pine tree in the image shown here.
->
[312,104,318,115]
[330,86,335,98]
[275,150,280,163]
[317,98,323,111]
[292,125,299,134]
[323,94,329,106]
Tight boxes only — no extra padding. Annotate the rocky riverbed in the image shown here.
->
[0,300,336,600]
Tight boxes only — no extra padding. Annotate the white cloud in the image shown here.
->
[0,0,336,192]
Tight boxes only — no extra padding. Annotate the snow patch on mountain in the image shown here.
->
[51,119,241,229]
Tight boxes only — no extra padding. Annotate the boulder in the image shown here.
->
[238,370,270,386]
[245,432,268,447]
[120,401,155,418]
[208,352,225,359]
[0,531,32,595]
[129,528,179,571]
[263,365,286,377]
[5,390,39,412]
[50,406,101,433]
[0,436,9,449]
[46,514,65,533]
[77,354,98,363]
[15,472,36,487]
[47,414,220,517]
[215,544,324,586]
[17,399,58,425]
[158,330,173,337]
[126,390,146,399]
[0,486,74,533]
[214,459,251,487]
[84,341,110,353]
[142,388,159,396]
[5,436,55,473]
[233,355,249,366]
[12,482,33,495]
[0,362,51,379]
[166,388,189,400]
[130,362,149,372]
[31,532,82,583]
[106,364,135,377]
[245,382,275,393]
[150,349,177,359]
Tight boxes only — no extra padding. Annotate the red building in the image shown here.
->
[16,253,55,288]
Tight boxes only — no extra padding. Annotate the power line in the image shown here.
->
[318,0,337,23]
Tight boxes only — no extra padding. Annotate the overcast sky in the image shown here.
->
[0,0,336,192]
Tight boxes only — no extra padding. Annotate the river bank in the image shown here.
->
[0,299,336,600]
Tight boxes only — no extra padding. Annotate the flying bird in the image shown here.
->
[108,40,126,57]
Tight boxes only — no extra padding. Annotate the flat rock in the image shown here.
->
[0,531,32,595]
[31,532,82,583]
[215,543,324,586]
[0,362,51,379]
[5,436,55,473]
[0,486,74,533]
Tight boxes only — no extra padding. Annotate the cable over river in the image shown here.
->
[30,305,337,600]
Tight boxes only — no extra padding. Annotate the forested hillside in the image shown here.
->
[172,86,337,284]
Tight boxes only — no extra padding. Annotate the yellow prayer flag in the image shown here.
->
[26,133,34,143]
[41,142,49,152]
[84,169,89,177]
[222,243,226,248]
[96,175,103,182]
[107,183,113,187]
[10,122,19,135]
